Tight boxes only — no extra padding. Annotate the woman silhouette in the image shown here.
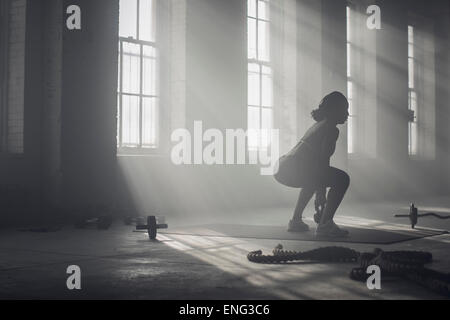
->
[275,92,350,237]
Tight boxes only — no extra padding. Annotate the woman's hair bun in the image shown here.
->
[311,91,348,122]
[311,108,325,122]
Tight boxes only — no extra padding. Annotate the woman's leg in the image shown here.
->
[288,187,313,232]
[292,188,315,221]
[319,167,350,224]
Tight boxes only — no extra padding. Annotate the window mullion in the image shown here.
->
[256,2,261,149]
[0,0,10,153]
[247,0,272,151]
[119,41,124,148]
[259,64,263,149]
[136,0,140,40]
[139,44,144,147]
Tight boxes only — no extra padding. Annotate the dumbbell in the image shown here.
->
[136,216,168,240]
[313,197,325,224]
[394,203,450,229]
[75,215,113,230]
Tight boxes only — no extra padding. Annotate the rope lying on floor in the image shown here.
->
[248,245,359,263]
[418,212,450,219]
[247,245,450,297]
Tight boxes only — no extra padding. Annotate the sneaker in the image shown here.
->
[288,219,310,232]
[315,220,349,238]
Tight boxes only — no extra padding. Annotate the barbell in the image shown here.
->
[394,203,450,229]
[136,216,168,240]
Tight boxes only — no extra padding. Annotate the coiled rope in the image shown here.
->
[247,245,449,297]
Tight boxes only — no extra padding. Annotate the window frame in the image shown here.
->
[0,0,9,154]
[407,24,418,157]
[117,0,160,155]
[406,16,436,161]
[247,0,274,152]
[346,4,357,156]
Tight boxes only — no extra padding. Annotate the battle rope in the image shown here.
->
[247,245,449,297]
[417,212,450,220]
[248,245,359,264]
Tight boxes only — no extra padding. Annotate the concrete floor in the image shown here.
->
[1,198,450,300]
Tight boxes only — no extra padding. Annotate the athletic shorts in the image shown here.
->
[274,154,319,188]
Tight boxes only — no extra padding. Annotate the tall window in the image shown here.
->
[0,0,8,153]
[247,0,273,151]
[346,6,355,154]
[1,0,25,154]
[118,0,158,151]
[408,25,418,156]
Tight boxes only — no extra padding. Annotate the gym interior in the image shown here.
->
[0,0,450,300]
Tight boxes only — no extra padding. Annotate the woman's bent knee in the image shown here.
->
[330,168,350,190]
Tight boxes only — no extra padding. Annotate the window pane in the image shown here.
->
[347,81,353,103]
[119,0,137,39]
[117,94,121,145]
[409,91,417,116]
[348,116,354,154]
[348,95,353,116]
[139,0,156,42]
[122,95,140,146]
[258,0,268,20]
[142,97,157,147]
[143,45,156,96]
[248,0,256,18]
[261,108,272,130]
[346,7,351,40]
[408,123,412,154]
[248,64,260,106]
[409,122,418,155]
[247,18,257,59]
[347,6,354,155]
[258,20,270,61]
[408,43,414,58]
[248,106,260,149]
[347,43,351,77]
[118,43,121,89]
[261,65,271,76]
[408,57,414,89]
[408,26,414,43]
[261,108,272,148]
[122,42,141,94]
[248,63,260,73]
[261,67,272,107]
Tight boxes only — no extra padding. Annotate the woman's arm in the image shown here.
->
[319,127,339,168]
[316,127,339,195]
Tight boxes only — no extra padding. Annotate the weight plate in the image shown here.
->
[148,216,157,239]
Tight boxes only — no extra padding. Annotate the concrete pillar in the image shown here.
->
[297,0,322,136]
[42,0,63,209]
[321,0,348,169]
[434,0,450,192]
[185,0,247,132]
[375,0,409,163]
[61,0,119,209]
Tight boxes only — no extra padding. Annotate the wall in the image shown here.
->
[41,0,63,209]
[347,0,448,200]
[60,0,119,212]
[0,0,44,224]
[0,0,450,225]
[117,0,298,218]
[6,0,26,154]
[435,0,450,193]
[1,0,121,224]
